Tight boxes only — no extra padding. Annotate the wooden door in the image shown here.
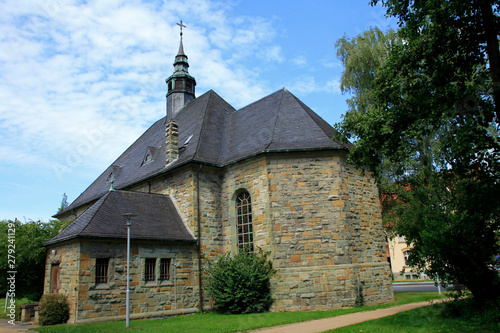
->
[51,264,60,293]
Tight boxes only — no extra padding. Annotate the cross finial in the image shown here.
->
[177,20,186,37]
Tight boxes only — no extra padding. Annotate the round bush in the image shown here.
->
[205,248,276,314]
[38,293,69,326]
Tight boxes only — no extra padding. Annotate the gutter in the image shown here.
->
[43,234,198,247]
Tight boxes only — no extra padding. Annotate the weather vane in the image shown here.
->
[177,20,186,37]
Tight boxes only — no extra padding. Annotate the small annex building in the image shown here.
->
[44,31,394,323]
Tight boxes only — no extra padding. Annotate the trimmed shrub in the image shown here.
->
[205,248,276,314]
[38,294,69,326]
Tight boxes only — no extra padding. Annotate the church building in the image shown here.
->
[44,28,393,323]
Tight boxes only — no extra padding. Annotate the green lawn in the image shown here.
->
[32,292,446,333]
[329,300,500,332]
[0,298,37,321]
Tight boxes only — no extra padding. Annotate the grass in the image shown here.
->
[329,299,500,332]
[0,297,37,321]
[32,292,446,333]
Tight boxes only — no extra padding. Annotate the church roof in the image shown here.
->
[45,190,196,245]
[56,88,349,217]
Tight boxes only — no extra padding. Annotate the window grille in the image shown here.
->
[145,258,156,282]
[95,258,109,284]
[160,258,171,280]
[236,192,254,252]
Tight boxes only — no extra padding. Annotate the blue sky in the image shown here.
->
[0,0,396,222]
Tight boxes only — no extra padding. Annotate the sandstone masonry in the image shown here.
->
[45,150,393,322]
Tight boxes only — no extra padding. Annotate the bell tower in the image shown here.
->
[166,21,196,120]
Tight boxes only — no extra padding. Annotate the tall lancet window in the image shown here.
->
[236,191,254,252]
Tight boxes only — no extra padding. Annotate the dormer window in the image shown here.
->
[179,135,193,150]
[106,165,122,183]
[142,146,158,166]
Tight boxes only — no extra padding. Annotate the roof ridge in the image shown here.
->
[192,90,235,163]
[193,91,216,160]
[264,89,285,151]
[78,191,113,236]
[286,90,349,147]
[235,88,285,112]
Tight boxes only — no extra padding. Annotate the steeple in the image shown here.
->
[166,21,196,120]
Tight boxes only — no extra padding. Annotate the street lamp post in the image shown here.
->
[122,213,136,328]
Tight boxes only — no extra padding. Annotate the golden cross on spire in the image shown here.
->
[177,20,186,37]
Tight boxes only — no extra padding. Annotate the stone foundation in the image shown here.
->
[272,262,392,311]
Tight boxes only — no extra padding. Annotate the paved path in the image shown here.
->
[0,319,39,333]
[252,301,433,333]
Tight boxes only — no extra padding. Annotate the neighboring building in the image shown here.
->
[387,236,427,280]
[44,32,394,323]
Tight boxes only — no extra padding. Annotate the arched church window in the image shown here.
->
[236,191,253,252]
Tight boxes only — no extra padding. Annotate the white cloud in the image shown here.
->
[291,55,307,67]
[263,45,284,62]
[0,0,283,185]
[286,76,341,95]
[325,79,342,94]
[321,58,342,69]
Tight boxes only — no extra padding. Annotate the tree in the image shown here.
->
[371,0,500,120]
[57,193,69,213]
[336,0,500,304]
[335,27,400,114]
[0,219,67,300]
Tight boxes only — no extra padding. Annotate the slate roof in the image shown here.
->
[45,190,196,246]
[56,88,349,217]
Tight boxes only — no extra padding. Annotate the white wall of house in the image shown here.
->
[388,236,427,280]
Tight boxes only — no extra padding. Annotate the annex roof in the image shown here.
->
[56,88,349,217]
[46,190,195,246]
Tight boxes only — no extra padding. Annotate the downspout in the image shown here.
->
[196,164,204,313]
[174,261,177,309]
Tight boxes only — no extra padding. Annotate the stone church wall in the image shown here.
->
[132,166,197,233]
[217,151,393,311]
[46,150,392,321]
[221,157,272,254]
[197,167,225,260]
